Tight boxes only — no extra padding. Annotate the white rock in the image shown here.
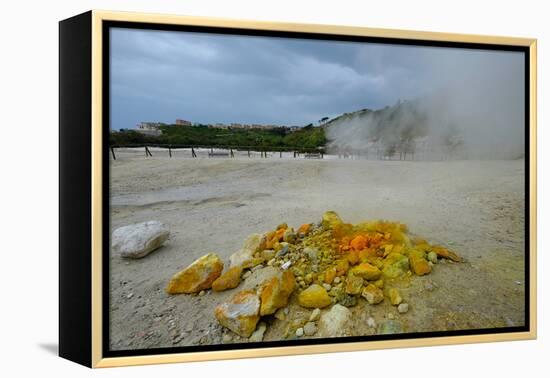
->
[317,304,351,337]
[397,303,409,313]
[295,327,304,337]
[214,291,260,337]
[112,221,169,258]
[229,248,254,268]
[281,261,292,270]
[249,322,267,342]
[243,233,262,252]
[229,233,265,267]
[309,308,322,322]
[241,266,280,291]
[367,317,377,328]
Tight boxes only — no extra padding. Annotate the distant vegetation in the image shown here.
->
[110,124,327,151]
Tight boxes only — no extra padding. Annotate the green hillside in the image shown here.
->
[110,124,326,150]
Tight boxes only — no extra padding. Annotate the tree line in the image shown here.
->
[109,124,327,150]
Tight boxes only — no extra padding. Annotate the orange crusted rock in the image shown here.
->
[298,223,312,235]
[215,290,260,337]
[259,270,296,316]
[432,245,462,262]
[166,253,223,294]
[212,266,243,292]
[410,257,431,276]
[351,262,382,280]
[409,249,432,276]
[276,223,288,230]
[275,228,286,242]
[350,235,368,251]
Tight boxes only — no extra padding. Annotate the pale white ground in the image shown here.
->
[109,150,526,350]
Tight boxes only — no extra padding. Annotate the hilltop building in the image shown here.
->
[175,119,192,126]
[136,122,162,136]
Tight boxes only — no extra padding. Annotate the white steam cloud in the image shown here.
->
[326,47,525,160]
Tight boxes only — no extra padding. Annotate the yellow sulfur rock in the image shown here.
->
[345,274,364,295]
[335,259,350,276]
[241,257,265,269]
[215,290,260,337]
[259,270,296,316]
[321,211,343,229]
[351,263,382,280]
[409,249,431,276]
[382,253,410,279]
[166,253,223,294]
[323,267,337,284]
[212,266,243,292]
[362,284,384,304]
[298,284,332,308]
[388,288,403,305]
[410,257,431,276]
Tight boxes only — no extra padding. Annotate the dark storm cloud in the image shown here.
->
[110,28,524,134]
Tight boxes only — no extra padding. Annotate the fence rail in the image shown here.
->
[109,144,325,160]
[109,143,461,161]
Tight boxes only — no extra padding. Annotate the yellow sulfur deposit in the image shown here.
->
[261,211,460,308]
[171,211,461,338]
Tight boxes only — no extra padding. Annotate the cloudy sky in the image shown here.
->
[110,27,524,130]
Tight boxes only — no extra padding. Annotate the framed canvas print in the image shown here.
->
[59,10,537,368]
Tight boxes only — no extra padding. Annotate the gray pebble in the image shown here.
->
[303,322,317,336]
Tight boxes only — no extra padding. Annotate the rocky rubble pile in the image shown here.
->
[166,211,461,340]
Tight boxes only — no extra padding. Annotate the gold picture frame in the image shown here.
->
[59,9,537,368]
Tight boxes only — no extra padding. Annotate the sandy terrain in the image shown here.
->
[109,150,525,350]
